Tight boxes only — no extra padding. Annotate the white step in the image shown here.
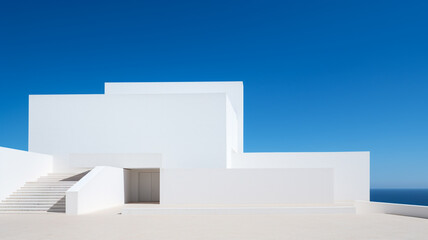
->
[24,184,75,186]
[25,182,75,184]
[23,187,75,189]
[38,175,75,178]
[21,185,72,188]
[33,180,77,182]
[3,202,64,205]
[0,211,48,214]
[24,182,76,186]
[3,204,63,208]
[1,198,64,202]
[26,180,76,183]
[47,173,86,175]
[13,191,67,194]
[32,182,76,184]
[1,202,64,206]
[22,186,75,188]
[9,195,66,199]
[35,177,77,179]
[0,204,65,209]
[2,198,64,203]
[0,208,65,212]
[20,188,71,191]
[6,196,66,200]
[0,204,65,208]
[48,170,90,175]
[10,193,66,197]
[38,176,78,178]
[3,199,64,202]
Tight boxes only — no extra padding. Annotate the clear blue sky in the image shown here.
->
[1,0,427,188]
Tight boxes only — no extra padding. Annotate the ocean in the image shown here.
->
[371,189,428,206]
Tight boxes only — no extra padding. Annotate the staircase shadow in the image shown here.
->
[60,170,91,181]
[47,170,91,213]
[48,196,66,213]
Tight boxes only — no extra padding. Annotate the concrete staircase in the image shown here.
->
[0,170,90,213]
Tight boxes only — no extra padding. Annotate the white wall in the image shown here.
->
[29,93,228,168]
[66,166,124,215]
[356,201,428,219]
[160,168,334,204]
[105,81,244,153]
[232,152,370,201]
[225,96,238,168]
[53,153,162,172]
[0,147,53,201]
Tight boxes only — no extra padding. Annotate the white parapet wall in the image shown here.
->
[232,152,370,202]
[160,168,334,205]
[66,166,124,215]
[53,153,162,172]
[356,201,428,219]
[0,147,53,201]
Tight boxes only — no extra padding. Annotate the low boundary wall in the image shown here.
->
[232,152,370,202]
[0,147,53,201]
[356,201,428,219]
[66,166,124,215]
[161,168,334,205]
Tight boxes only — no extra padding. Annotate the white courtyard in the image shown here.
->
[1,212,428,240]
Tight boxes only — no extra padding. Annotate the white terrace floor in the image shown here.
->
[121,202,356,215]
[1,211,428,239]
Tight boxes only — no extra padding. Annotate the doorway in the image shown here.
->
[124,169,160,203]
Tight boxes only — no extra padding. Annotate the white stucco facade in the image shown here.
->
[1,82,370,214]
[29,93,229,168]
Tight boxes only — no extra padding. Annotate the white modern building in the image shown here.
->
[0,82,370,215]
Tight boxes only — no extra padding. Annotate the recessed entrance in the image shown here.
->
[124,169,160,203]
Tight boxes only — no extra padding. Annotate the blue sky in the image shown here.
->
[1,0,427,188]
